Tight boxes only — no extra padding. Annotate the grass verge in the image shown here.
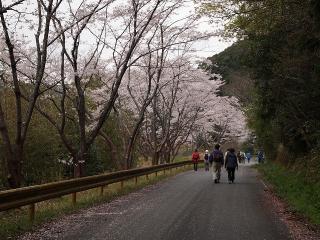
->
[256,162,320,225]
[0,165,193,240]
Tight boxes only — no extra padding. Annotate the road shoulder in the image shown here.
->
[258,169,320,240]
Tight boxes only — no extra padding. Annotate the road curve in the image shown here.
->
[20,165,290,240]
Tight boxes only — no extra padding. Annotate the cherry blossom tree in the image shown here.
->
[0,0,248,185]
[111,8,207,168]
[0,0,64,187]
[33,0,207,175]
[137,56,248,163]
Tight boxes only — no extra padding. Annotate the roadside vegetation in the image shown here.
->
[257,162,320,225]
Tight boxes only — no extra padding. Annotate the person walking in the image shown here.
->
[246,152,251,164]
[225,148,238,183]
[237,151,242,163]
[257,150,264,164]
[204,150,210,171]
[209,144,224,183]
[192,149,200,171]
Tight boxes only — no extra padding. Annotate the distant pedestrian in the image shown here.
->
[209,144,224,183]
[246,152,251,164]
[192,149,200,171]
[204,150,210,171]
[257,150,264,164]
[237,151,241,163]
[225,148,238,184]
[239,151,246,164]
[239,151,245,164]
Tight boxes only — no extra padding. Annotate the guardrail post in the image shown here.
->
[163,169,166,175]
[100,186,104,196]
[120,181,124,189]
[135,176,138,185]
[72,192,77,206]
[155,171,158,177]
[29,203,35,223]
[146,174,149,180]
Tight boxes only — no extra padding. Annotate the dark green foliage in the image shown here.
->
[205,40,252,83]
[200,39,255,105]
[204,1,320,163]
[246,1,320,157]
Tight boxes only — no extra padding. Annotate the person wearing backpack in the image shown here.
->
[192,149,200,171]
[204,150,210,171]
[225,148,238,184]
[209,144,224,183]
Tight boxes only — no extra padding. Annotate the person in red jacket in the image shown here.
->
[192,149,200,171]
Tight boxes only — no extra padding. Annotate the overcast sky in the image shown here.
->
[192,36,234,58]
[182,1,235,60]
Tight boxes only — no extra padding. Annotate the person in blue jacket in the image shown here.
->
[246,152,251,163]
[225,148,238,184]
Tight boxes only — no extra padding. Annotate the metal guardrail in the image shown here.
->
[0,160,194,221]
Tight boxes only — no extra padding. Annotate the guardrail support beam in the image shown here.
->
[135,176,138,185]
[146,174,149,180]
[121,181,124,189]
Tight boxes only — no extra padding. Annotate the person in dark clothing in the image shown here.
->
[257,150,264,164]
[192,149,200,171]
[209,144,224,183]
[225,148,238,183]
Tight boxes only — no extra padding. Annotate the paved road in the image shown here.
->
[21,165,290,240]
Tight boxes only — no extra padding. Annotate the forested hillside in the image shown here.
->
[201,0,320,182]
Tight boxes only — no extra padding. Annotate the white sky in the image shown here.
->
[181,1,235,59]
[2,0,233,60]
[192,36,234,58]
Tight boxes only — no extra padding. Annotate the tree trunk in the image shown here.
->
[0,103,22,188]
[73,152,87,178]
[7,144,23,188]
[152,151,160,165]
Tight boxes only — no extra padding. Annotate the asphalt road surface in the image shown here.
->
[21,164,290,240]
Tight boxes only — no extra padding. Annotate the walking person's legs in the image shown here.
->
[231,168,235,183]
[215,163,221,183]
[211,163,215,180]
[227,167,232,183]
